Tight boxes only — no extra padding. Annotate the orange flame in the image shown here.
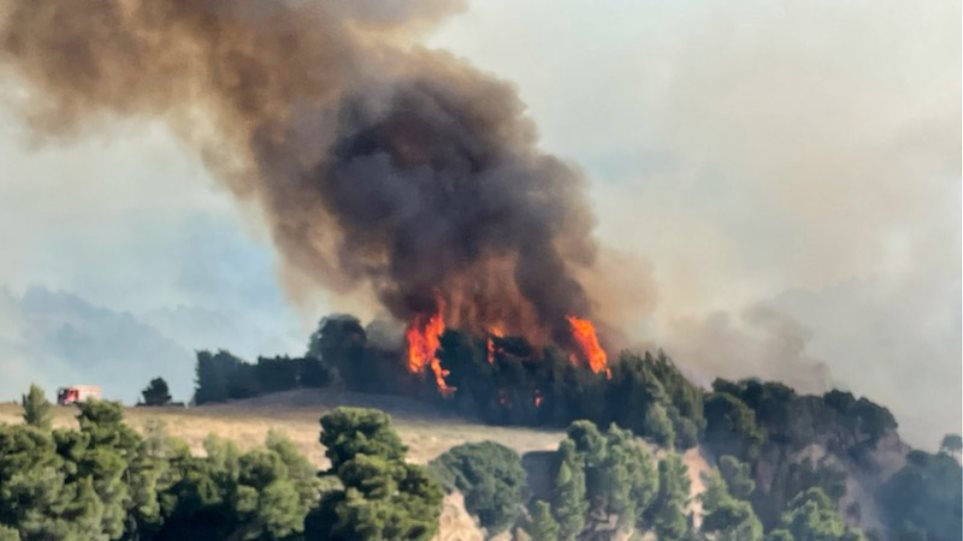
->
[486,325,505,365]
[405,310,455,397]
[566,315,608,374]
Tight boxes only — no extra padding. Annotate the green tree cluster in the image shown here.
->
[876,448,962,541]
[429,441,527,534]
[0,399,323,541]
[704,378,899,528]
[0,392,444,541]
[315,317,707,450]
[193,350,332,405]
[531,420,677,540]
[306,407,443,540]
[769,488,865,541]
[528,419,867,541]
[700,459,763,541]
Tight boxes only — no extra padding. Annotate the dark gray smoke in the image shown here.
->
[0,0,600,344]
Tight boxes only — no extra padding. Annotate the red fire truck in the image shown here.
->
[56,385,102,405]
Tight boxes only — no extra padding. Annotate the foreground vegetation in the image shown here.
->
[1,390,442,541]
[2,386,873,541]
[183,316,962,541]
[4,314,959,540]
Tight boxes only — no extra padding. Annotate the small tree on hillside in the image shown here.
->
[527,500,560,541]
[141,377,172,406]
[939,434,962,459]
[21,384,52,430]
[552,440,588,541]
[646,454,691,541]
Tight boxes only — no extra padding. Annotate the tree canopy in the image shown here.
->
[307,407,443,541]
[140,377,172,406]
[429,441,527,534]
[20,384,52,430]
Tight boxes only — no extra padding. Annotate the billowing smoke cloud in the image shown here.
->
[425,0,958,447]
[0,0,602,346]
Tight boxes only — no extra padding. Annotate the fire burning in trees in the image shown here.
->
[406,310,609,396]
[486,325,505,365]
[0,0,621,400]
[566,316,609,374]
[405,310,455,397]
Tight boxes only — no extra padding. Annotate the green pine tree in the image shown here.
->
[646,453,691,541]
[552,440,588,541]
[527,500,560,541]
[307,407,443,541]
[700,470,763,541]
[20,384,52,430]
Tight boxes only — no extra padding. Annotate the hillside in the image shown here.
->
[0,388,560,467]
[0,387,715,539]
[0,387,710,470]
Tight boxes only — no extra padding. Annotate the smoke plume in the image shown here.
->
[0,0,602,346]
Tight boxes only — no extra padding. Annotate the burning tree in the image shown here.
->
[311,316,705,450]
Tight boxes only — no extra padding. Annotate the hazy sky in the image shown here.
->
[0,0,958,448]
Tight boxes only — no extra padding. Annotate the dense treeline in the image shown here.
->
[311,316,706,450]
[701,378,962,541]
[4,379,961,541]
[701,378,898,525]
[193,351,332,405]
[426,418,865,541]
[186,314,961,541]
[0,386,440,541]
[877,449,962,541]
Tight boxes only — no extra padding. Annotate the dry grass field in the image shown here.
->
[0,388,566,467]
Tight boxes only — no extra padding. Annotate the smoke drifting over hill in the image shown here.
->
[0,0,605,351]
[0,0,958,447]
